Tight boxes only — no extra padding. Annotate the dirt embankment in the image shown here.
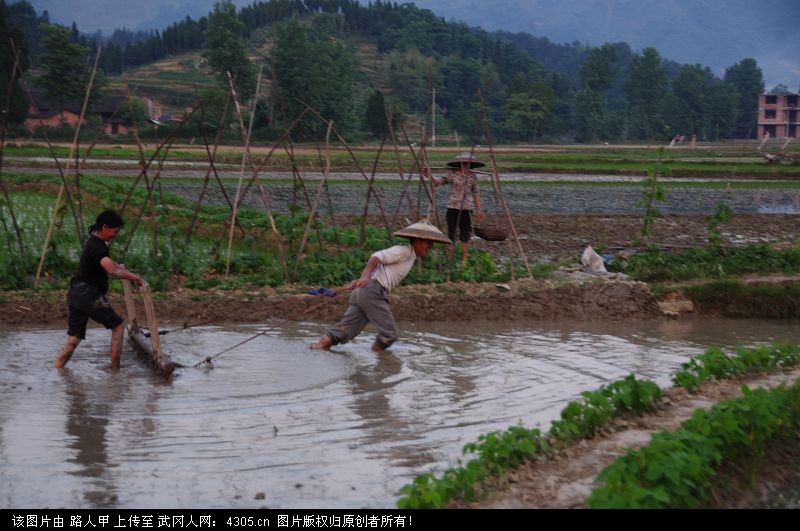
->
[0,275,659,327]
[5,212,800,326]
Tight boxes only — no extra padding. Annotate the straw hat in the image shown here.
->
[446,152,486,169]
[393,219,452,244]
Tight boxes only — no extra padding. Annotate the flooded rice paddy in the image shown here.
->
[165,178,800,216]
[2,318,800,509]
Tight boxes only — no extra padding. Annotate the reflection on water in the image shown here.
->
[64,372,118,506]
[1,317,799,508]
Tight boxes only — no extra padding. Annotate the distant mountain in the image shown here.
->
[24,0,800,89]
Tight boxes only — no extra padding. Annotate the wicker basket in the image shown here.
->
[473,225,508,241]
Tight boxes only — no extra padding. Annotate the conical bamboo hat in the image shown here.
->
[393,219,452,244]
[446,152,486,168]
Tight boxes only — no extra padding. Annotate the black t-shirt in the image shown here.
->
[74,235,111,294]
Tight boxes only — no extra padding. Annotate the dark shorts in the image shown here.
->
[446,208,472,243]
[66,281,123,339]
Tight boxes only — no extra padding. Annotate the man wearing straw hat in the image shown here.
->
[313,219,450,353]
[423,152,484,264]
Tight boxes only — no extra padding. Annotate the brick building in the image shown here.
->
[758,92,799,139]
[24,90,130,136]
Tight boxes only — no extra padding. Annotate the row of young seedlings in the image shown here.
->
[396,343,800,509]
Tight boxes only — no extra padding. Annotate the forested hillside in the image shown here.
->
[2,0,773,143]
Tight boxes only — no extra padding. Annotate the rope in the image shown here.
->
[193,326,274,368]
[190,284,354,368]
[300,285,354,316]
[142,318,222,338]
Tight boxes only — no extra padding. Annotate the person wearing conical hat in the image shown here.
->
[422,152,484,264]
[313,220,450,353]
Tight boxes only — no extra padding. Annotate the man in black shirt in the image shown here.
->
[56,210,148,371]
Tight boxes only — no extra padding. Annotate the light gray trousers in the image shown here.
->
[326,280,399,349]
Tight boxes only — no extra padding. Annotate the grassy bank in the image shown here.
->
[4,141,798,177]
[684,280,800,318]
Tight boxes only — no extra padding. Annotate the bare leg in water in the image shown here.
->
[55,336,82,370]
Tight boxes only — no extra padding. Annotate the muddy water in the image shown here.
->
[2,318,799,509]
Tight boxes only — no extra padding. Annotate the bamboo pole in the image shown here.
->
[117,115,174,262]
[17,78,83,248]
[233,108,311,206]
[359,137,387,245]
[122,278,139,333]
[284,141,325,250]
[35,46,103,285]
[120,80,171,256]
[139,283,162,358]
[299,102,392,236]
[506,232,516,281]
[399,122,439,226]
[385,109,418,232]
[119,104,200,214]
[120,80,160,263]
[121,128,182,256]
[185,91,235,244]
[20,75,89,249]
[478,92,532,278]
[0,38,27,258]
[123,279,177,378]
[313,133,342,253]
[224,68,262,278]
[293,120,334,280]
[118,101,202,259]
[149,142,173,258]
[223,68,290,282]
[68,96,128,240]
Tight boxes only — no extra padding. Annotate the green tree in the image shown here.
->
[573,44,619,142]
[724,58,764,139]
[365,89,388,139]
[203,0,256,98]
[5,0,45,56]
[502,81,554,142]
[37,24,105,112]
[572,89,606,143]
[706,79,739,140]
[769,83,790,94]
[667,64,733,140]
[118,96,149,129]
[440,56,502,114]
[0,0,29,125]
[271,17,356,138]
[623,47,667,141]
[580,44,619,93]
[385,48,438,113]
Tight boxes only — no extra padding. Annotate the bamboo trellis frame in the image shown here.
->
[35,46,103,285]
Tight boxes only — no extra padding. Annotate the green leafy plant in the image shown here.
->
[550,374,661,441]
[706,198,733,247]
[588,381,800,508]
[672,343,800,391]
[397,425,549,508]
[638,137,670,238]
[609,244,800,282]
